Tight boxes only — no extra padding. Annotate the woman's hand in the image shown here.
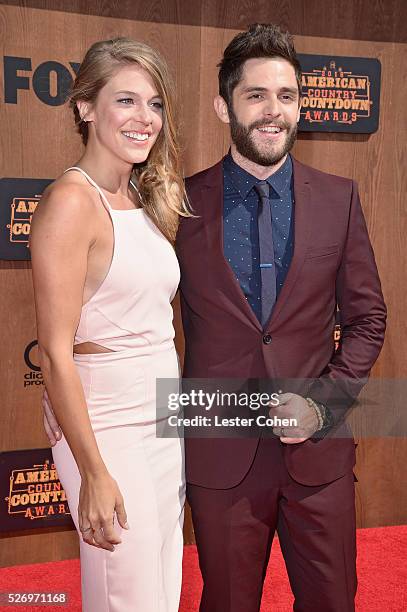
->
[42,389,62,446]
[78,472,129,552]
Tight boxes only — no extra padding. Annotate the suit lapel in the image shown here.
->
[198,157,312,332]
[268,159,312,328]
[201,162,262,331]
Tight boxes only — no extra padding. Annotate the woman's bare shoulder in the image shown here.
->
[30,172,103,248]
[38,171,97,217]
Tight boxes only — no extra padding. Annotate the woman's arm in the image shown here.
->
[30,182,128,551]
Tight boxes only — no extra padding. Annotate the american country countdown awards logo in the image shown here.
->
[0,178,52,260]
[24,340,44,388]
[334,309,341,351]
[0,449,73,532]
[298,54,381,133]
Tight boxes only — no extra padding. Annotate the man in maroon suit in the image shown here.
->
[176,23,386,612]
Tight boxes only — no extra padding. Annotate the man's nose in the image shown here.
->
[263,96,281,119]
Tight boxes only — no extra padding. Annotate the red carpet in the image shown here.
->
[0,526,406,611]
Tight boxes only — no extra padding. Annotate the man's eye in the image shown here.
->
[248,94,262,100]
[118,98,133,104]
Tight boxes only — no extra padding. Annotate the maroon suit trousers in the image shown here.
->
[187,436,357,612]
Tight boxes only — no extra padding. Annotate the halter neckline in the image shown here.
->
[64,166,144,213]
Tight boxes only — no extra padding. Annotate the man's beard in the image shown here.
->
[229,109,297,167]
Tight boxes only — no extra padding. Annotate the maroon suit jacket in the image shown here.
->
[176,157,386,488]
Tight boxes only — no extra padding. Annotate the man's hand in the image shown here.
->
[42,389,62,446]
[269,393,319,444]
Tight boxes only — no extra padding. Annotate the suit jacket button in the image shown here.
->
[263,334,272,345]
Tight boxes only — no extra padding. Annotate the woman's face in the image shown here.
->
[82,63,164,165]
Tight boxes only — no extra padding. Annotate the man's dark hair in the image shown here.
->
[218,23,302,108]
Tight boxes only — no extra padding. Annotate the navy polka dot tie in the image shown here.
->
[254,181,276,326]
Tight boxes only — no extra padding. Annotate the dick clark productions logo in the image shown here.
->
[24,340,44,388]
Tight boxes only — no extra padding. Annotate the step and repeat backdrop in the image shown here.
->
[0,1,406,567]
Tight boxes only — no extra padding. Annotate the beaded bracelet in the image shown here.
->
[305,397,324,431]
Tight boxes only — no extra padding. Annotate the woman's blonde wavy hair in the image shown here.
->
[69,37,191,243]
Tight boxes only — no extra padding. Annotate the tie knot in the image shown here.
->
[254,181,270,200]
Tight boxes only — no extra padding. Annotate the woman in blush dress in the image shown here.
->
[30,38,190,612]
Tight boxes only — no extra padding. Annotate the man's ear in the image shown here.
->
[296,98,302,123]
[213,95,230,124]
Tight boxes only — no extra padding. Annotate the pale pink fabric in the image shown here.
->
[72,168,180,353]
[52,168,185,611]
